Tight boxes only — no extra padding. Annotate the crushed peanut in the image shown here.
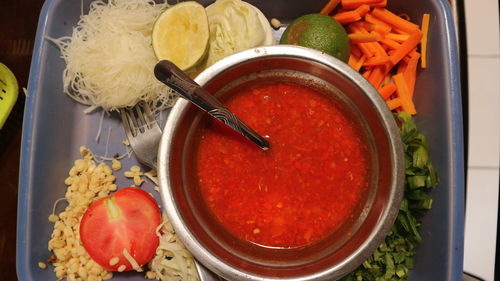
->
[111,158,122,171]
[47,148,114,281]
[38,262,47,269]
[124,165,145,187]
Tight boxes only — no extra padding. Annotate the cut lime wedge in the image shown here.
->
[152,1,209,71]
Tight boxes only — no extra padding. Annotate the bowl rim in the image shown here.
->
[158,45,405,281]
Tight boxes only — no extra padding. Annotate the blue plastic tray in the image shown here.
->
[17,0,464,280]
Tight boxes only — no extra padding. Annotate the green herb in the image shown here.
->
[341,112,439,281]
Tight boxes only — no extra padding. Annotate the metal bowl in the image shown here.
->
[158,45,404,281]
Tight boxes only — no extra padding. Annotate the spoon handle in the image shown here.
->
[154,60,269,150]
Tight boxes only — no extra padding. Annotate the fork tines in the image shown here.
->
[120,102,159,137]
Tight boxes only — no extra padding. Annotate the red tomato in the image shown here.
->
[80,187,161,271]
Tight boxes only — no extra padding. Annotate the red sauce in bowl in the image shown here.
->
[195,81,370,248]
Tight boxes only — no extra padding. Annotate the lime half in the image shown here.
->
[152,1,210,71]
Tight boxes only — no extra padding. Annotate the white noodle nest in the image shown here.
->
[49,0,177,112]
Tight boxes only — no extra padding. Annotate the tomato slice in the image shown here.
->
[80,187,161,271]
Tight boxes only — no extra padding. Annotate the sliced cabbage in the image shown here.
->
[195,0,274,71]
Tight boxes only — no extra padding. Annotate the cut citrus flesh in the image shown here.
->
[152,1,209,71]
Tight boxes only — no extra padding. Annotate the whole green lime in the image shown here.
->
[280,14,350,62]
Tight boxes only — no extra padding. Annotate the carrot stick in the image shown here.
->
[372,8,420,33]
[354,55,366,71]
[351,44,363,57]
[367,65,389,88]
[403,51,421,96]
[363,55,391,66]
[378,82,396,100]
[342,0,385,9]
[362,68,372,79]
[365,13,392,32]
[348,33,381,43]
[372,0,387,8]
[385,33,410,42]
[389,30,423,65]
[393,73,416,114]
[372,24,390,36]
[397,60,408,74]
[357,42,375,57]
[341,0,379,9]
[371,41,388,56]
[365,42,380,56]
[386,97,402,110]
[420,13,430,68]
[348,54,359,69]
[402,52,414,64]
[382,73,392,86]
[380,38,402,50]
[355,4,371,17]
[321,0,341,15]
[333,10,362,23]
[349,24,384,56]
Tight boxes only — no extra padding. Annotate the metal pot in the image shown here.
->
[158,45,404,281]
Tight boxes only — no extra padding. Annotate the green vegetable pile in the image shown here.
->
[342,112,439,281]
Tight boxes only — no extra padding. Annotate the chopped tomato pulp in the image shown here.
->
[80,187,161,271]
[195,81,370,248]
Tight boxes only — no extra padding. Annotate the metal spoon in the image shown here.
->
[154,60,270,150]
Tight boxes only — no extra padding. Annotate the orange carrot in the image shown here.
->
[351,44,363,57]
[394,51,413,64]
[393,73,416,114]
[357,42,375,57]
[386,97,402,110]
[367,65,389,88]
[372,8,420,33]
[362,68,372,79]
[389,30,423,65]
[321,0,341,15]
[342,0,386,9]
[379,82,397,99]
[380,38,402,50]
[354,55,367,71]
[385,33,410,42]
[371,24,390,36]
[365,13,392,32]
[348,33,381,43]
[397,60,408,74]
[403,51,421,95]
[349,24,385,56]
[348,54,359,69]
[383,73,392,85]
[363,55,391,66]
[420,13,430,68]
[333,10,362,23]
[371,41,388,56]
[372,0,387,8]
[342,0,380,9]
[355,4,371,17]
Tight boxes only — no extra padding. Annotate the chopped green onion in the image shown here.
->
[341,112,439,281]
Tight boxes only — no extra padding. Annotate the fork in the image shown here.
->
[119,102,222,281]
[119,102,162,169]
